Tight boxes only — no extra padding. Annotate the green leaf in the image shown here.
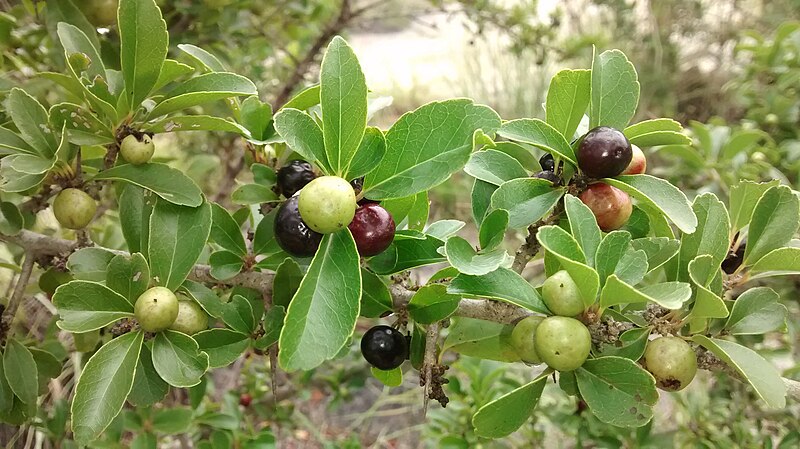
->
[598,327,650,361]
[630,237,680,273]
[147,200,211,290]
[238,96,273,141]
[0,126,36,155]
[53,281,134,332]
[687,255,728,320]
[272,258,303,309]
[29,348,62,395]
[149,73,257,118]
[220,295,257,334]
[129,345,169,407]
[153,59,195,92]
[599,275,691,311]
[280,84,320,111]
[546,69,591,140]
[408,284,460,324]
[118,185,154,254]
[442,318,520,362]
[426,220,466,241]
[490,178,564,229]
[231,183,278,205]
[360,269,393,318]
[94,163,204,207]
[0,165,47,193]
[143,115,250,136]
[273,108,329,173]
[692,335,786,408]
[252,211,282,257]
[50,102,114,146]
[595,231,633,285]
[444,236,507,276]
[497,118,576,166]
[448,268,549,314]
[119,0,168,107]
[6,88,57,156]
[67,247,116,282]
[371,367,403,387]
[320,36,368,176]
[0,201,23,236]
[744,185,799,266]
[46,0,101,50]
[614,247,648,286]
[364,99,501,199]
[71,332,143,444]
[729,180,780,234]
[724,287,786,335]
[628,131,690,147]
[254,306,285,350]
[177,44,226,72]
[278,230,362,371]
[152,331,209,387]
[152,407,193,434]
[346,127,387,180]
[575,357,657,428]
[210,203,246,256]
[623,118,683,144]
[589,49,640,130]
[464,149,528,186]
[405,191,430,231]
[677,193,729,281]
[182,280,226,319]
[369,235,446,275]
[472,179,497,227]
[604,175,697,234]
[537,226,599,307]
[565,194,602,267]
[749,247,800,279]
[3,339,38,405]
[472,376,546,438]
[56,22,104,81]
[106,253,150,305]
[478,209,508,251]
[194,329,250,368]
[209,250,244,280]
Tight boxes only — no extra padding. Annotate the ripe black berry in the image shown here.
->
[539,153,555,172]
[277,160,316,198]
[534,170,561,185]
[722,241,746,275]
[577,126,632,178]
[274,196,322,257]
[361,325,408,370]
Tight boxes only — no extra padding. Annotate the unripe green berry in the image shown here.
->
[534,316,591,372]
[298,176,356,234]
[169,299,210,335]
[541,270,584,317]
[134,286,179,333]
[53,188,97,230]
[643,336,697,391]
[120,134,155,165]
[510,316,544,364]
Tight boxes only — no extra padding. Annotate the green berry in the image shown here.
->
[120,134,155,165]
[134,286,179,333]
[53,188,97,230]
[542,270,584,317]
[169,299,210,335]
[298,176,356,234]
[534,316,591,372]
[643,336,697,391]
[510,316,544,364]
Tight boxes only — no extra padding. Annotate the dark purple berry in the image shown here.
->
[577,126,632,178]
[361,325,408,370]
[540,153,555,172]
[277,160,316,198]
[722,241,746,275]
[348,203,395,256]
[535,170,561,185]
[274,196,322,257]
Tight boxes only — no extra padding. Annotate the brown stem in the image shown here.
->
[511,201,565,273]
[0,253,35,345]
[421,322,439,416]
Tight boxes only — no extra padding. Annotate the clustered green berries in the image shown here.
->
[542,270,584,317]
[643,336,697,391]
[510,316,543,364]
[134,286,179,332]
[170,298,210,335]
[534,316,592,371]
[120,134,155,165]
[53,188,97,230]
[298,176,357,234]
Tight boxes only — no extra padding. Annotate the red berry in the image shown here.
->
[239,393,252,407]
[621,145,646,175]
[577,126,632,178]
[579,183,633,231]
[348,203,395,256]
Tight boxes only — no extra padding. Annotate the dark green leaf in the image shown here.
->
[53,281,134,332]
[369,234,446,275]
[464,149,528,186]
[129,345,169,407]
[449,268,548,313]
[360,269,393,318]
[744,185,799,266]
[724,287,786,335]
[194,329,249,368]
[472,376,546,438]
[3,339,38,405]
[148,72,257,118]
[106,253,150,305]
[346,126,386,180]
[152,331,209,387]
[546,69,591,140]
[478,209,508,251]
[209,250,244,281]
[119,0,168,107]
[442,318,519,362]
[148,200,211,290]
[273,108,329,173]
[497,118,576,166]
[408,284,460,324]
[590,50,640,130]
[94,163,204,207]
[490,178,564,229]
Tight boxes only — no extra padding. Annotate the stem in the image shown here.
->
[511,201,565,273]
[421,322,439,416]
[0,253,35,345]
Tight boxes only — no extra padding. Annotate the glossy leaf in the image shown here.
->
[444,236,507,276]
[53,281,134,332]
[408,284,460,324]
[149,73,257,118]
[490,178,564,229]
[152,331,209,387]
[273,108,330,173]
[106,253,150,305]
[605,175,697,234]
[576,357,657,428]
[371,367,403,387]
[94,163,204,207]
[346,126,386,180]
[497,118,576,166]
[194,329,250,368]
[360,269,393,318]
[590,50,640,130]
[369,234,446,275]
[472,376,546,438]
[546,69,591,140]
[148,200,211,290]
[464,149,528,186]
[744,185,799,266]
[119,0,168,107]
[448,268,549,313]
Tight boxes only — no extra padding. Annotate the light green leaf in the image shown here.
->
[67,247,116,282]
[444,236,507,276]
[472,179,497,227]
[408,284,460,324]
[56,22,105,81]
[0,126,36,155]
[749,247,800,279]
[605,175,697,234]
[6,88,57,156]
[129,345,169,407]
[464,149,528,186]
[472,376,546,438]
[442,317,520,362]
[272,258,303,309]
[729,180,780,234]
[546,69,591,140]
[491,178,564,229]
[371,367,403,387]
[0,202,23,236]
[590,49,640,130]
[478,209,508,251]
[497,118,576,166]
[148,73,257,118]
[564,194,602,267]
[177,44,226,72]
[320,36,368,176]
[595,231,633,285]
[623,118,682,139]
[677,193,730,281]
[106,253,150,305]
[194,329,250,368]
[628,131,690,147]
[3,339,38,406]
[119,0,168,107]
[94,163,204,207]
[687,255,728,320]
[152,59,195,92]
[209,250,244,281]
[273,108,330,173]
[152,330,209,387]
[148,200,212,290]
[537,226,599,307]
[630,237,680,273]
[360,268,393,318]
[346,126,386,180]
[50,103,114,146]
[448,268,548,314]
[369,235,445,275]
[71,332,143,444]
[724,287,786,335]
[426,220,466,241]
[231,183,279,205]
[239,96,273,141]
[744,185,799,266]
[53,281,134,332]
[599,275,691,310]
[210,203,246,256]
[281,84,320,111]
[143,115,250,136]
[152,407,193,434]
[279,230,362,371]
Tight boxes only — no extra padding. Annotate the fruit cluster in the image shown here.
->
[133,286,209,335]
[273,161,396,258]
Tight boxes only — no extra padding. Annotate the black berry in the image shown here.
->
[277,160,316,198]
[539,153,555,172]
[534,170,561,185]
[274,196,322,257]
[577,126,632,178]
[361,325,408,370]
[722,241,746,275]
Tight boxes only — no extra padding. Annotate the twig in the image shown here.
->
[0,253,35,345]
[421,322,439,416]
[511,202,565,273]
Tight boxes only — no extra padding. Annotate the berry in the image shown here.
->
[621,144,646,175]
[579,183,633,231]
[85,0,118,27]
[643,336,697,391]
[360,325,408,370]
[239,393,253,407]
[577,126,632,178]
[277,160,316,198]
[539,153,555,172]
[534,316,591,372]
[120,134,155,165]
[348,203,395,256]
[542,270,584,316]
[274,196,322,257]
[510,316,544,364]
[53,188,97,230]
[169,299,209,335]
[722,241,746,275]
[134,286,179,333]
[298,176,356,234]
[534,170,561,185]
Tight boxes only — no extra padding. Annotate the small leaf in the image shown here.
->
[152,408,193,434]
[177,44,226,72]
[194,329,250,368]
[598,327,650,361]
[687,255,728,320]
[143,115,250,136]
[53,281,134,332]
[442,318,519,362]
[281,84,320,111]
[444,236,507,276]
[94,163,204,207]
[371,367,403,387]
[50,102,114,145]
[497,118,576,166]
[749,247,800,279]
[575,356,657,428]
[692,335,786,408]
[254,306,286,350]
[67,247,117,282]
[360,269,393,318]
[464,149,528,186]
[599,275,691,311]
[595,231,633,284]
[564,194,601,267]
[677,193,730,281]
[220,295,257,334]
[448,268,549,314]
[210,203,247,256]
[490,178,564,229]
[0,201,23,236]
[182,280,227,319]
[71,332,143,444]
[273,108,329,173]
[426,220,466,241]
[472,376,546,438]
[152,331,209,387]
[479,209,508,251]
[106,253,150,305]
[408,284,460,324]
[346,126,386,180]
[724,287,786,335]
[129,345,169,407]
[546,69,591,140]
[729,180,780,234]
[6,88,57,156]
[3,339,38,406]
[148,73,256,118]
[590,50,640,130]
[239,96,273,141]
[231,183,279,205]
[119,0,168,107]
[369,235,446,275]
[209,250,244,280]
[153,59,194,91]
[744,185,800,266]
[148,200,212,290]
[537,226,599,306]
[472,179,497,227]
[118,185,154,254]
[630,237,680,272]
[273,258,304,309]
[604,175,697,234]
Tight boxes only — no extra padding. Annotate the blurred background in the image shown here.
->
[2,0,800,447]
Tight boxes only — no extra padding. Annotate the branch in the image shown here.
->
[0,253,34,345]
[511,201,565,273]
